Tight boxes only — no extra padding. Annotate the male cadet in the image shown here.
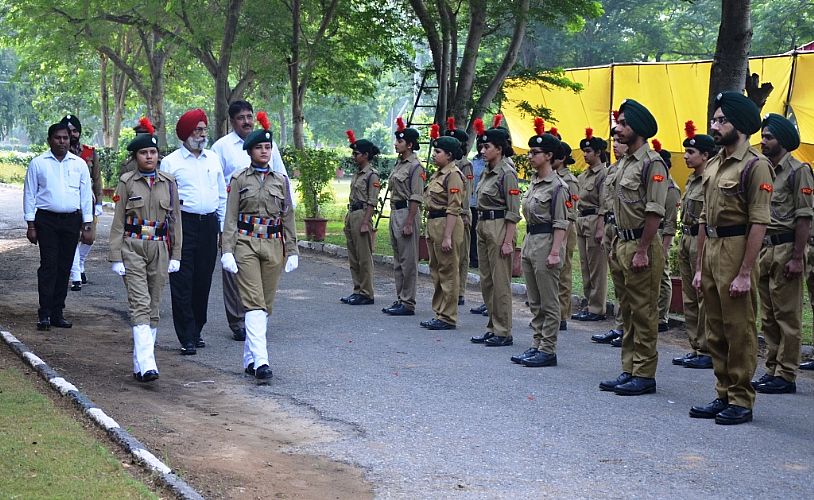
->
[552,134,579,331]
[651,139,680,333]
[806,229,814,370]
[673,121,715,369]
[211,100,293,340]
[573,129,608,321]
[446,117,473,306]
[382,117,424,316]
[751,114,813,394]
[598,99,667,396]
[689,92,773,425]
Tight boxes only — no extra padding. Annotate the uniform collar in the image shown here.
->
[248,164,272,176]
[719,139,751,163]
[774,152,793,171]
[355,164,372,176]
[532,170,557,184]
[399,152,418,164]
[630,142,651,162]
[589,161,605,173]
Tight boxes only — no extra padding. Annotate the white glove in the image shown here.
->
[221,253,238,274]
[111,262,126,276]
[94,204,103,217]
[167,259,181,273]
[284,255,299,273]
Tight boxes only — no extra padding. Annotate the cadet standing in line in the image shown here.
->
[673,121,715,369]
[689,92,773,425]
[751,113,813,394]
[470,115,521,347]
[805,228,814,370]
[108,121,182,382]
[445,117,474,306]
[652,139,680,333]
[340,130,381,306]
[220,114,299,381]
[382,117,424,316]
[553,134,580,332]
[511,120,568,367]
[599,99,668,396]
[419,125,465,330]
[573,128,608,321]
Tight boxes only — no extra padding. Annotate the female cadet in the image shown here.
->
[340,130,381,306]
[511,119,569,367]
[108,118,182,383]
[419,124,465,330]
[220,112,299,381]
[469,115,521,347]
[445,117,473,306]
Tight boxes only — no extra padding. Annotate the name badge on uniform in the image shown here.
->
[128,196,143,201]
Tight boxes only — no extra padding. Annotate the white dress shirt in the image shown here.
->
[160,145,227,228]
[23,150,93,223]
[211,130,296,207]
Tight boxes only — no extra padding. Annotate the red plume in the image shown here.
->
[256,111,270,131]
[138,116,155,135]
[684,120,696,139]
[585,127,593,140]
[652,138,663,152]
[346,129,356,145]
[430,123,440,140]
[549,127,558,137]
[533,117,545,136]
[612,110,619,122]
[474,118,486,136]
[492,114,503,129]
[396,116,406,132]
[446,117,456,132]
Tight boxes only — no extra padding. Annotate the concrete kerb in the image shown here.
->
[0,330,204,500]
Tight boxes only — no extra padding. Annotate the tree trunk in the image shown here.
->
[214,71,231,139]
[451,0,486,125]
[435,0,451,125]
[100,53,112,147]
[290,0,304,149]
[277,108,287,149]
[111,64,129,148]
[708,0,752,123]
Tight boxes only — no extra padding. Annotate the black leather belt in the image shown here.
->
[478,210,505,220]
[348,201,366,211]
[616,227,644,241]
[604,212,616,225]
[182,211,217,220]
[237,220,281,235]
[124,223,167,237]
[37,209,80,219]
[392,200,408,210]
[763,232,795,246]
[682,224,700,236]
[705,224,748,238]
[527,223,554,234]
[428,210,447,219]
[579,207,598,217]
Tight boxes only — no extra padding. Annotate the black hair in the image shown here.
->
[48,122,70,138]
[228,100,253,119]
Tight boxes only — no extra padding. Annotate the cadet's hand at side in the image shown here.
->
[221,253,238,274]
[111,262,126,276]
[285,255,299,273]
[729,273,751,298]
[167,259,181,273]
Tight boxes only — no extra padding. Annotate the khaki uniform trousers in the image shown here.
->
[610,238,663,378]
[389,207,419,309]
[758,243,803,383]
[702,236,758,409]
[807,244,814,332]
[558,223,577,320]
[477,219,514,337]
[427,217,463,324]
[344,209,375,298]
[458,222,471,297]
[657,246,672,324]
[121,239,169,328]
[234,236,284,313]
[577,214,608,315]
[603,223,624,332]
[678,233,707,355]
[522,234,563,354]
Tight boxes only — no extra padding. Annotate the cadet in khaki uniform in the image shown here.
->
[805,230,814,371]
[382,117,424,316]
[689,92,773,425]
[598,99,667,396]
[511,121,568,367]
[752,114,813,394]
[445,117,473,306]
[419,128,465,330]
[651,140,680,332]
[553,136,580,331]
[574,129,608,321]
[470,115,521,347]
[340,130,381,306]
[221,120,299,381]
[108,124,182,383]
[673,121,715,369]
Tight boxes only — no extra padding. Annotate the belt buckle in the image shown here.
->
[706,226,718,238]
[763,235,773,247]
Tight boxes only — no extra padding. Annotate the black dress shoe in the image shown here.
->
[425,318,455,330]
[751,373,774,389]
[592,329,621,344]
[522,351,557,367]
[134,370,160,383]
[81,272,87,284]
[470,303,487,315]
[610,336,622,347]
[599,372,632,391]
[255,364,273,380]
[232,328,246,341]
[559,320,567,331]
[756,377,796,394]
[673,352,697,365]
[581,312,607,321]
[419,319,433,328]
[683,354,713,369]
[484,335,513,347]
[458,296,465,306]
[382,301,401,313]
[511,348,538,364]
[50,316,72,328]
[180,344,197,355]
[482,309,489,316]
[340,293,359,303]
[347,295,374,305]
[385,304,415,316]
[470,332,495,344]
[715,405,753,425]
[36,317,50,331]
[70,281,81,291]
[614,377,656,396]
[571,310,587,320]
[196,338,206,348]
[689,398,728,419]
[658,322,669,332]
[800,360,814,371]
[244,363,255,376]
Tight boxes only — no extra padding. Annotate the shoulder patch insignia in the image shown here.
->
[373,182,381,189]
[565,200,573,209]
[467,174,474,180]
[226,184,231,193]
[420,172,427,182]
[802,187,813,195]
[449,187,460,194]
[571,194,579,201]
[760,183,773,192]
[652,174,665,182]
[112,194,120,202]
[509,188,521,196]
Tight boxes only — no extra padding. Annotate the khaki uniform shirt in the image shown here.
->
[681,171,705,228]
[577,162,606,212]
[663,178,681,236]
[389,152,424,205]
[599,162,620,218]
[476,158,522,223]
[522,171,570,230]
[767,153,814,235]
[222,167,298,256]
[612,143,668,230]
[424,163,465,215]
[349,164,381,208]
[699,142,773,228]
[108,170,183,261]
[456,158,474,214]
[557,166,580,222]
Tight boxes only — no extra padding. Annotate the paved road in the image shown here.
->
[2,183,812,499]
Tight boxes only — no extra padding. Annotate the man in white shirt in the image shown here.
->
[211,100,293,341]
[162,108,227,355]
[23,122,94,330]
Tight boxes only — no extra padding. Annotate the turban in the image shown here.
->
[761,113,800,152]
[619,99,658,139]
[60,114,82,135]
[175,108,208,141]
[714,92,761,135]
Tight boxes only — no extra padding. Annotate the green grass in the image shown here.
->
[0,161,26,184]
[0,362,156,499]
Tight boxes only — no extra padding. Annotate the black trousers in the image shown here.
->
[170,211,219,346]
[469,206,479,268]
[35,210,82,319]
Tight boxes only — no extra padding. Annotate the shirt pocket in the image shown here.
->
[531,191,552,223]
[427,181,446,207]
[125,197,145,218]
[769,189,794,220]
[618,175,642,204]
[238,186,260,213]
[67,167,81,188]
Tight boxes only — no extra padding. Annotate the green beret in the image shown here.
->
[761,113,800,152]
[560,141,576,165]
[683,134,716,154]
[527,133,561,153]
[351,138,380,157]
[476,127,509,146]
[432,136,461,157]
[243,129,273,150]
[619,99,658,139]
[580,137,607,151]
[714,92,761,135]
[127,133,159,152]
[446,128,469,145]
[395,127,420,150]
